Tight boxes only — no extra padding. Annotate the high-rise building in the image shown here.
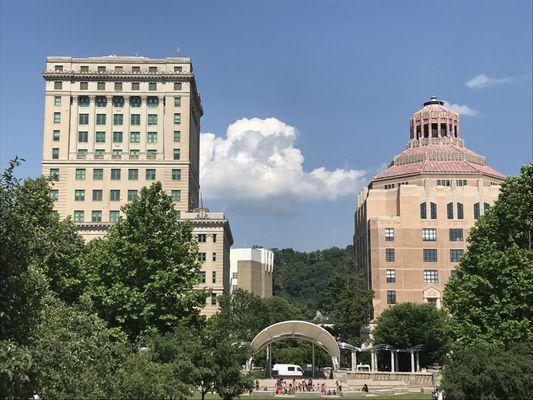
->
[41,56,232,315]
[354,97,505,320]
[230,247,274,298]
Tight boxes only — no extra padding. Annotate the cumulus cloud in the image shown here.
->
[443,101,479,117]
[200,117,366,211]
[466,74,513,89]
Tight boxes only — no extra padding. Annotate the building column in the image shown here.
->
[416,351,420,372]
[140,96,148,157]
[312,343,315,378]
[371,351,376,372]
[157,96,164,155]
[104,96,113,157]
[68,96,79,159]
[351,351,357,372]
[123,96,130,155]
[390,350,395,372]
[410,351,415,373]
[395,352,399,373]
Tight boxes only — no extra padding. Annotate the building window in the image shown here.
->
[174,113,181,124]
[96,114,106,125]
[114,82,122,91]
[52,130,60,141]
[211,293,217,306]
[174,82,182,90]
[385,228,394,241]
[79,96,89,107]
[93,169,103,180]
[54,65,63,72]
[80,65,89,72]
[171,169,181,181]
[484,202,490,213]
[95,96,107,107]
[145,169,156,180]
[113,114,123,125]
[113,150,122,161]
[173,131,181,142]
[420,202,427,219]
[127,190,138,201]
[79,81,89,90]
[198,271,206,283]
[75,168,86,180]
[50,190,58,202]
[213,234,217,242]
[52,148,59,159]
[198,252,206,262]
[131,114,141,125]
[422,228,437,241]
[54,112,61,123]
[148,82,157,91]
[97,66,106,73]
[54,96,61,106]
[92,211,102,223]
[147,97,159,107]
[130,150,140,159]
[132,82,140,91]
[113,96,124,107]
[92,131,104,143]
[173,149,180,160]
[74,189,85,201]
[430,202,437,219]
[54,81,62,90]
[386,269,396,284]
[50,168,60,180]
[212,253,217,262]
[73,210,84,222]
[78,114,88,125]
[97,81,105,90]
[77,149,87,159]
[384,183,396,189]
[130,97,141,107]
[147,150,157,159]
[174,97,181,107]
[212,271,216,283]
[132,66,140,73]
[474,202,480,220]
[110,169,121,180]
[447,202,454,219]
[171,190,181,202]
[92,190,103,201]
[424,270,439,283]
[450,249,464,262]
[115,66,123,72]
[149,66,157,73]
[147,114,157,125]
[456,179,467,187]
[423,249,438,263]
[129,131,140,143]
[94,149,105,159]
[110,210,120,223]
[437,179,451,186]
[387,290,396,305]
[457,203,464,220]
[385,248,395,262]
[110,190,120,201]
[449,228,464,242]
[426,298,438,307]
[113,132,123,143]
[198,234,207,243]
[232,272,238,279]
[147,132,157,143]
[78,131,88,143]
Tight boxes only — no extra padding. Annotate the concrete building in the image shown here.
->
[230,247,274,298]
[41,56,232,315]
[354,97,505,320]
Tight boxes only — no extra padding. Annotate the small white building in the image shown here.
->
[230,247,274,298]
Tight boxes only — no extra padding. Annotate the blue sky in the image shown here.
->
[1,0,531,250]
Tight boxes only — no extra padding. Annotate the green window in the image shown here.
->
[113,97,124,107]
[110,190,120,201]
[77,149,87,159]
[50,190,58,201]
[80,66,89,72]
[212,252,217,262]
[173,113,181,124]
[171,169,181,181]
[54,81,62,90]
[149,66,157,73]
[148,82,157,91]
[171,190,181,202]
[130,97,141,107]
[198,253,206,262]
[174,82,182,90]
[130,150,140,159]
[95,131,106,143]
[94,149,105,158]
[147,97,159,107]
[128,169,138,180]
[55,65,63,71]
[173,149,180,160]
[173,131,180,142]
[92,211,102,222]
[198,271,206,284]
[145,169,156,180]
[147,114,157,125]
[54,112,61,123]
[54,96,61,106]
[174,97,181,107]
[211,293,217,306]
[75,168,86,180]
[52,130,60,141]
[130,132,140,143]
[132,66,140,73]
[147,150,157,159]
[80,82,88,90]
[127,190,138,201]
[96,97,107,107]
[131,82,140,90]
[73,210,84,222]
[50,168,60,179]
[79,97,89,107]
[147,132,157,143]
[78,131,88,142]
[98,66,106,73]
[96,114,106,125]
[212,271,216,283]
[114,82,122,91]
[113,132,123,143]
[110,169,121,180]
[78,114,88,124]
[109,210,120,222]
[93,169,103,180]
[92,190,103,201]
[113,114,123,125]
[97,81,105,90]
[52,148,59,159]
[131,114,140,125]
[112,149,122,158]
[74,189,85,201]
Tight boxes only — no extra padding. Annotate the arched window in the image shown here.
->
[420,202,427,219]
[484,202,490,212]
[430,202,437,219]
[474,202,480,220]
[457,203,464,220]
[447,202,454,219]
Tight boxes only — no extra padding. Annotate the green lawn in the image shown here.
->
[192,393,431,400]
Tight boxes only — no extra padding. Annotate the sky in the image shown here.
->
[1,0,532,251]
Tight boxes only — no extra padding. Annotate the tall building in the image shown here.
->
[41,56,232,315]
[230,247,274,298]
[354,97,505,320]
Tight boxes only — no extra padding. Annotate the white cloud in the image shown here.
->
[443,101,479,117]
[466,74,513,89]
[200,117,366,210]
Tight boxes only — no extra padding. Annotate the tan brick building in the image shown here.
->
[354,97,505,320]
[41,56,232,315]
[230,247,274,298]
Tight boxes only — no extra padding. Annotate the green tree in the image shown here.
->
[443,163,533,346]
[80,182,206,339]
[324,259,373,344]
[373,303,451,367]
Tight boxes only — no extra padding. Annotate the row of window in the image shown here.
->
[51,147,181,160]
[386,291,439,306]
[385,248,464,262]
[420,201,489,220]
[198,271,218,284]
[52,130,181,144]
[385,269,441,284]
[53,96,182,108]
[385,227,464,242]
[54,65,184,73]
[197,234,217,243]
[69,189,181,202]
[52,112,182,125]
[54,81,183,91]
[50,168,182,181]
[197,251,217,264]
[74,210,120,223]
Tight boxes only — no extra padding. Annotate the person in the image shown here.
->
[437,390,443,400]
[362,384,369,393]
[256,379,259,390]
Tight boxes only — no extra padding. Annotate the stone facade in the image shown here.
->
[230,248,274,298]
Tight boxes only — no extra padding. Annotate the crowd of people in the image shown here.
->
[268,378,343,395]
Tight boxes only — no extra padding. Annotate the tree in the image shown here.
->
[441,342,533,400]
[324,259,373,344]
[80,182,206,339]
[443,163,533,346]
[373,303,451,367]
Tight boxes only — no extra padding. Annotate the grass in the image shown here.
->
[192,392,431,400]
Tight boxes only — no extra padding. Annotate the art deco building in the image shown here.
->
[41,56,232,316]
[230,247,274,298]
[354,97,505,320]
